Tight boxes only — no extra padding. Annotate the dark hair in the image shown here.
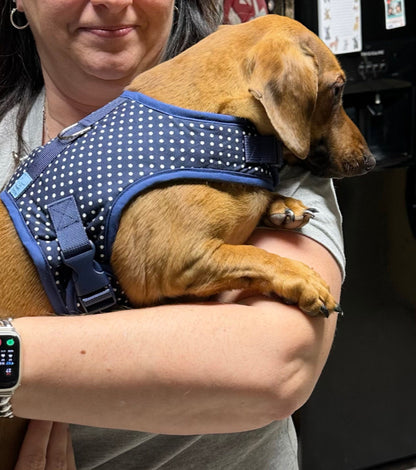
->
[164,0,223,61]
[0,0,223,155]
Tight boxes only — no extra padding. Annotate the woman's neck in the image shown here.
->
[42,71,128,144]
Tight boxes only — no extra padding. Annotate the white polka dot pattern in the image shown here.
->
[4,91,280,314]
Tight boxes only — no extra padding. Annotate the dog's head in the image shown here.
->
[245,16,375,178]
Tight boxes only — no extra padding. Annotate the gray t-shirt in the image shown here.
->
[0,93,345,470]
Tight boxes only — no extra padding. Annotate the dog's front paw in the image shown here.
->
[275,258,341,317]
[263,195,317,229]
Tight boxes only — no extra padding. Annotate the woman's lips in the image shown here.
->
[80,26,135,38]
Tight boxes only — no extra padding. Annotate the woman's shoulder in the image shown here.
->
[0,104,19,191]
[0,90,44,191]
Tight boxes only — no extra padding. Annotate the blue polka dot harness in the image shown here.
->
[1,91,283,315]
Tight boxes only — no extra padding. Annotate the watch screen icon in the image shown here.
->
[6,339,15,346]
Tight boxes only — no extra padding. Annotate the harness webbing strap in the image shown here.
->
[27,97,127,182]
[244,135,282,183]
[48,196,116,313]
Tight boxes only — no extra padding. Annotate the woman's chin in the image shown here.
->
[78,53,143,83]
[86,65,139,83]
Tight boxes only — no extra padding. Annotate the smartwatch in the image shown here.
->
[0,319,21,418]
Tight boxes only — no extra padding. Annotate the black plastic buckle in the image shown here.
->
[62,241,116,314]
[78,286,117,314]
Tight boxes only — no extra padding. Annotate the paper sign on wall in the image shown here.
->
[318,0,362,55]
[384,0,406,29]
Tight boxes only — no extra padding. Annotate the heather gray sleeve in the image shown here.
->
[0,90,44,191]
[277,165,346,280]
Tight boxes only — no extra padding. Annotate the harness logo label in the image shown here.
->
[8,171,33,199]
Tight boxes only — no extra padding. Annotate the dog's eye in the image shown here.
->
[332,83,344,102]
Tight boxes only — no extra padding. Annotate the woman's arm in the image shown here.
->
[12,228,340,435]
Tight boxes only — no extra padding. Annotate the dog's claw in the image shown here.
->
[334,304,344,316]
[295,207,318,228]
[263,205,318,229]
[284,208,295,224]
[320,305,330,318]
[304,208,318,218]
[318,304,343,318]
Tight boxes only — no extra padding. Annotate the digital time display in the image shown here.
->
[0,335,20,389]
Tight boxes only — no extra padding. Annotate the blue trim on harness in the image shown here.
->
[1,191,69,312]
[2,91,283,315]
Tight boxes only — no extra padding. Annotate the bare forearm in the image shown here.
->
[12,300,336,435]
[12,230,341,435]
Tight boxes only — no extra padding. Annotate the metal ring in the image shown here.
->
[10,8,29,30]
[58,123,93,142]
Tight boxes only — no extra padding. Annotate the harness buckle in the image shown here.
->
[78,286,117,314]
[62,241,116,314]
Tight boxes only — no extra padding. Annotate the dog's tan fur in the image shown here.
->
[0,15,374,467]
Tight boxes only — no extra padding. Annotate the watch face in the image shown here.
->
[0,334,20,389]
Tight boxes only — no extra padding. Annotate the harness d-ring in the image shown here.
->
[58,123,93,142]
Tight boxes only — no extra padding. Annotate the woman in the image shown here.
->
[1,0,344,468]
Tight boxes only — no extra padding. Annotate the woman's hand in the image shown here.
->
[15,420,76,470]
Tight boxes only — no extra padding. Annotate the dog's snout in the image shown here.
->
[304,140,376,178]
[342,152,376,176]
[364,153,376,172]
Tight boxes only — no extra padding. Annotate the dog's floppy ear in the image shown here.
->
[247,40,318,159]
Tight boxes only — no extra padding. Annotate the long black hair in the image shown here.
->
[0,0,223,155]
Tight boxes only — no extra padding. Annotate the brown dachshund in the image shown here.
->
[0,15,374,468]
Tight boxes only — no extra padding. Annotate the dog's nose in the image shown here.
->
[363,153,376,172]
[341,152,376,177]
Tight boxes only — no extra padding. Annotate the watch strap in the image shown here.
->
[0,318,14,330]
[0,318,19,419]
[0,395,13,418]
